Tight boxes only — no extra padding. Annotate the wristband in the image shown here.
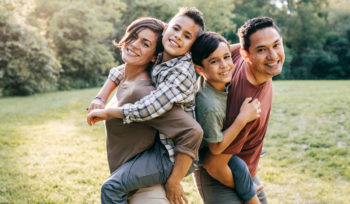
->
[94,96,106,104]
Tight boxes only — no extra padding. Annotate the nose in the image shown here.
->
[267,49,278,60]
[130,39,141,49]
[220,59,228,68]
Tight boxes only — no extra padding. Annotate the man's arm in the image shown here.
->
[230,43,240,53]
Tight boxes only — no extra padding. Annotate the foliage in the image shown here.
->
[46,1,121,89]
[0,2,61,96]
[1,0,350,96]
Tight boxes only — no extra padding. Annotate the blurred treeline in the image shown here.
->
[0,0,349,96]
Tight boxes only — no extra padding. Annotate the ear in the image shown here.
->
[162,24,168,35]
[194,64,205,76]
[240,48,251,64]
[151,56,157,63]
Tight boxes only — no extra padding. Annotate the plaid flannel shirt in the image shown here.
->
[108,54,197,161]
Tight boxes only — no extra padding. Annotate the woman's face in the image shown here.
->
[121,28,158,67]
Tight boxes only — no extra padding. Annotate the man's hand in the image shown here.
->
[165,180,188,204]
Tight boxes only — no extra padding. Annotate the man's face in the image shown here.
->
[198,42,234,91]
[244,27,285,82]
[162,15,199,62]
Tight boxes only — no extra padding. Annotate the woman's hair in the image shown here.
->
[114,17,164,76]
[191,31,229,66]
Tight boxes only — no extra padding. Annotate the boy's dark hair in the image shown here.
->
[114,17,164,57]
[174,7,205,37]
[238,17,281,51]
[191,32,229,66]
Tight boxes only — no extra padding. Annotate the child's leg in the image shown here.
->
[203,152,234,188]
[101,138,173,204]
[228,155,260,204]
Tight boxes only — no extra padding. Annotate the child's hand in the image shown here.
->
[86,109,108,126]
[239,97,261,123]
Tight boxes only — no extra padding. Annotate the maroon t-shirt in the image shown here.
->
[223,49,273,177]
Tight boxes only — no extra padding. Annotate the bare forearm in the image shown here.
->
[208,114,248,155]
[105,107,123,119]
[230,43,240,53]
[96,79,117,101]
[167,153,192,184]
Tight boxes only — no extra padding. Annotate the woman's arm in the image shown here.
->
[207,98,260,155]
[87,79,117,113]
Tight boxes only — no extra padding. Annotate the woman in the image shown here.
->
[87,17,169,203]
[87,17,201,204]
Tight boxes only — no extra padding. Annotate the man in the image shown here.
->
[193,17,285,204]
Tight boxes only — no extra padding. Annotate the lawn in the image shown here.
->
[0,81,349,203]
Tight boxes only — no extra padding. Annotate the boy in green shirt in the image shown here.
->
[192,32,261,204]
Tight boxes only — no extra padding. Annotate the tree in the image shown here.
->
[47,1,119,89]
[0,2,61,96]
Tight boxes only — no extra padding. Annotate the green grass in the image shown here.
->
[1,81,349,203]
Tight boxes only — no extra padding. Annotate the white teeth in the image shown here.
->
[267,61,278,66]
[127,48,138,56]
[169,39,179,48]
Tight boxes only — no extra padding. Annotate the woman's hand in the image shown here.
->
[87,109,108,126]
[239,97,261,123]
[87,98,105,113]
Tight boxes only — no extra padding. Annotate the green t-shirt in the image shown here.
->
[195,77,228,160]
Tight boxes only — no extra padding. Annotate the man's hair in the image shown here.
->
[115,17,164,56]
[191,32,229,66]
[238,17,281,51]
[172,7,205,37]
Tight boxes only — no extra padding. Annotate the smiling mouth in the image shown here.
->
[169,39,180,48]
[127,48,139,57]
[265,60,280,67]
[219,70,231,77]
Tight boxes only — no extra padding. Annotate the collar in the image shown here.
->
[155,53,192,68]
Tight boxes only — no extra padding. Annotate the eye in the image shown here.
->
[224,55,230,60]
[173,26,179,31]
[257,48,265,53]
[209,60,217,64]
[273,43,280,48]
[185,34,191,39]
[143,42,150,48]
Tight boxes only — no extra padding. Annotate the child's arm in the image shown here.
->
[120,67,195,123]
[203,153,234,188]
[207,97,260,155]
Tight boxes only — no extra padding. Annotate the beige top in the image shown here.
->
[105,80,157,173]
[105,79,203,174]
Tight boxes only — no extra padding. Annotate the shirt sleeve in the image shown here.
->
[121,68,195,123]
[108,65,125,86]
[197,110,224,143]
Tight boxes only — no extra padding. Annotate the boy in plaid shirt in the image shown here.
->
[88,8,204,204]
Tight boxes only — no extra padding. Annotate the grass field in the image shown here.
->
[0,81,349,204]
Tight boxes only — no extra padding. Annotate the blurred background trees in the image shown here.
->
[1,0,349,96]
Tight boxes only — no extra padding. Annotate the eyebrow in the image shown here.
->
[255,39,280,49]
